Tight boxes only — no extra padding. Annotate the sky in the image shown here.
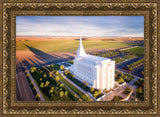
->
[16,16,144,37]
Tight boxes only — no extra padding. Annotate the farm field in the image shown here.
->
[16,37,141,68]
[125,47,144,55]
[16,39,136,53]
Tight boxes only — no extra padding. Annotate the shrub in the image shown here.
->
[83,81,88,86]
[60,65,64,71]
[64,91,68,96]
[93,91,99,98]
[43,74,47,78]
[113,96,120,101]
[59,91,64,97]
[90,87,94,93]
[56,71,59,75]
[55,76,60,81]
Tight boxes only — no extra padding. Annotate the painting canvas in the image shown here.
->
[16,16,144,101]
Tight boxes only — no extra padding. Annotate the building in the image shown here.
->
[71,37,115,90]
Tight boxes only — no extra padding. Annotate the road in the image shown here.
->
[16,60,35,101]
[27,70,45,101]
[116,57,144,78]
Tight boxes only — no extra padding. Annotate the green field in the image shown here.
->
[16,40,135,53]
[125,47,144,55]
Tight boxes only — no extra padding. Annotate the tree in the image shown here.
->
[118,78,124,84]
[139,87,143,94]
[83,81,88,86]
[30,67,36,73]
[51,64,54,67]
[125,87,131,93]
[49,72,52,77]
[43,74,47,78]
[59,83,64,88]
[93,91,99,98]
[36,93,40,99]
[60,88,63,91]
[40,82,44,88]
[33,86,36,90]
[60,65,64,71]
[78,98,82,101]
[56,87,59,91]
[59,91,64,97]
[97,89,101,94]
[121,72,124,77]
[124,76,128,79]
[49,88,54,94]
[55,71,59,75]
[30,81,34,85]
[90,87,94,93]
[113,96,120,101]
[55,76,60,81]
[141,71,144,76]
[26,73,29,77]
[64,91,68,96]
[45,81,50,87]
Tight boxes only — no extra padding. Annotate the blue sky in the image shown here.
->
[16,16,144,37]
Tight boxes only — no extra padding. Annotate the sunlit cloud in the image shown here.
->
[16,16,144,37]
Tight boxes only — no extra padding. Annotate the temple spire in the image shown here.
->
[76,37,86,57]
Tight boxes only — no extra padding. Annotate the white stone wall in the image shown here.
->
[73,57,115,91]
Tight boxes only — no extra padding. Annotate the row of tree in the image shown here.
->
[134,78,144,100]
[64,70,103,99]
[115,71,135,83]
[113,54,137,64]
[25,71,40,101]
[30,67,79,101]
[92,50,122,58]
[127,58,144,71]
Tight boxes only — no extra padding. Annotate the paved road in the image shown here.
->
[115,69,140,100]
[116,57,144,78]
[27,70,45,101]
[101,84,127,101]
[131,64,144,78]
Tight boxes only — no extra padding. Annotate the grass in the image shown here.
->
[16,40,135,53]
[125,47,144,55]
[58,74,90,101]
[30,74,50,101]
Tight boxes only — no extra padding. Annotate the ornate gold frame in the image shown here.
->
[0,0,159,116]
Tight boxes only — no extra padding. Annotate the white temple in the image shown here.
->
[70,37,115,90]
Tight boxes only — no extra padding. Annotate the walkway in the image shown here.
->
[60,71,95,101]
[27,70,45,101]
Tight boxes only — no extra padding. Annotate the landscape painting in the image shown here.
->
[16,16,144,101]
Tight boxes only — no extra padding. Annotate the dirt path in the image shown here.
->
[16,59,35,101]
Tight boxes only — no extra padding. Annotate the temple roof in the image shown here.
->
[76,37,86,57]
[75,37,114,65]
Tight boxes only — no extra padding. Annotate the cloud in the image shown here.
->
[16,16,144,37]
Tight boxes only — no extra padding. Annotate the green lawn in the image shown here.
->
[125,47,144,55]
[58,74,90,101]
[16,40,135,53]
